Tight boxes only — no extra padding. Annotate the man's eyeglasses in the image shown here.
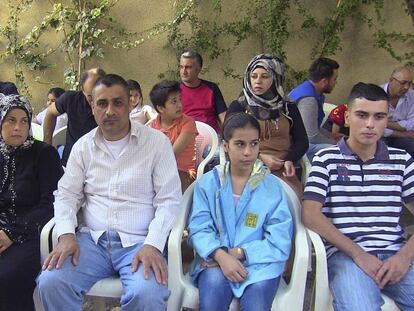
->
[392,76,412,87]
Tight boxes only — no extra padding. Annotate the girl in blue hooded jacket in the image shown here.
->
[188,112,293,311]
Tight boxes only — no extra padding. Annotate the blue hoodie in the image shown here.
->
[188,160,293,297]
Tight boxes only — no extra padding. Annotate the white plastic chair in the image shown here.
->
[31,123,44,141]
[167,176,310,311]
[306,229,400,311]
[300,154,312,186]
[34,216,123,311]
[195,121,219,179]
[34,188,193,311]
[52,125,67,148]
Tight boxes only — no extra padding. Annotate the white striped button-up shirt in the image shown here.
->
[54,121,182,252]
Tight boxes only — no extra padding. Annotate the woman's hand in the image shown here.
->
[283,161,296,177]
[259,153,284,171]
[0,230,13,254]
[213,248,248,283]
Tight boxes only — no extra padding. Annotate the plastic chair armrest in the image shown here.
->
[40,217,56,263]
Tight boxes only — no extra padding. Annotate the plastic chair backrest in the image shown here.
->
[52,126,67,148]
[300,155,312,186]
[195,121,219,178]
[167,176,309,311]
[31,123,44,141]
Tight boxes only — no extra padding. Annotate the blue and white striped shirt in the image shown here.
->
[304,138,414,257]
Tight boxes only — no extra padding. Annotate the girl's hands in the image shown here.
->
[212,248,248,282]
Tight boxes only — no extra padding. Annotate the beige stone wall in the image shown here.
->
[0,1,412,113]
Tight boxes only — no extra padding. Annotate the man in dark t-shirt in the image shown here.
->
[179,49,227,133]
[43,68,105,165]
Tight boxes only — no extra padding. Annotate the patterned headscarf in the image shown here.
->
[0,95,34,242]
[0,94,34,153]
[241,54,290,120]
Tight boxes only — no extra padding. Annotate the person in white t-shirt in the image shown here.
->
[33,87,68,131]
[127,79,157,124]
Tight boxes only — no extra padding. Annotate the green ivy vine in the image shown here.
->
[162,0,414,89]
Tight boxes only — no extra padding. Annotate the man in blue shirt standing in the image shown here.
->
[289,58,339,159]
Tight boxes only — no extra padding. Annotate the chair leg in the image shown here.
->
[33,287,45,311]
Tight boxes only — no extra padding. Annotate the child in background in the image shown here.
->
[188,112,293,311]
[127,79,157,124]
[148,80,198,192]
[323,103,349,142]
[33,87,67,131]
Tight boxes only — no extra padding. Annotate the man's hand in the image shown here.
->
[43,233,79,270]
[375,253,412,289]
[213,248,247,283]
[389,129,414,138]
[259,153,284,171]
[352,251,383,281]
[131,244,167,285]
[0,230,13,254]
[283,161,296,177]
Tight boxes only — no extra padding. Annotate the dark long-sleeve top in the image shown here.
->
[227,100,309,163]
[0,141,63,243]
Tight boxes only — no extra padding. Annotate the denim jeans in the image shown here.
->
[197,267,280,311]
[328,251,414,311]
[37,231,169,311]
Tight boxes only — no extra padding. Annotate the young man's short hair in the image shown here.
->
[309,58,339,82]
[347,82,389,109]
[92,74,129,99]
[181,48,203,68]
[149,80,181,113]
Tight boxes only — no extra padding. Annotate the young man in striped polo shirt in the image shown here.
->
[302,82,414,311]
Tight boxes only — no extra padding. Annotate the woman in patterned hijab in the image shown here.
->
[0,95,63,311]
[226,54,308,197]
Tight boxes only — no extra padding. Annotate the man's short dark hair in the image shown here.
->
[181,48,203,68]
[92,74,129,98]
[80,68,106,87]
[149,80,181,113]
[48,87,65,98]
[309,58,339,82]
[0,82,18,95]
[127,79,142,97]
[347,82,389,110]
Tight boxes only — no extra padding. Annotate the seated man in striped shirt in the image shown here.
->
[302,82,414,311]
[37,74,182,311]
